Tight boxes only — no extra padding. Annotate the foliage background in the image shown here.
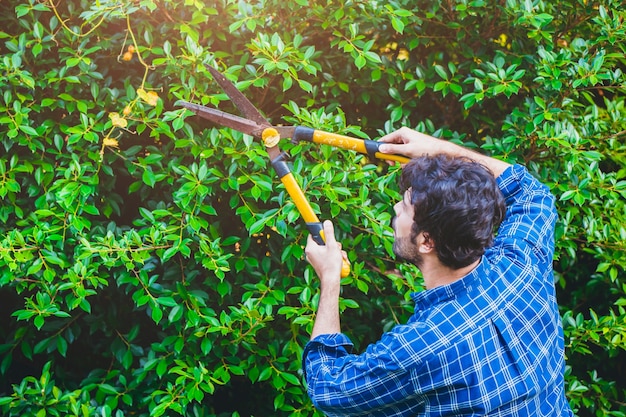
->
[1,0,625,416]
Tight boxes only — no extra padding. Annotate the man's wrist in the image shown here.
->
[319,281,341,298]
[311,282,341,339]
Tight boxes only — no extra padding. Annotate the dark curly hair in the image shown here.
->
[400,154,506,269]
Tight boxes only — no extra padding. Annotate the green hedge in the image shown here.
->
[0,0,625,416]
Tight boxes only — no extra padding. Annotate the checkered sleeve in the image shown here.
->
[303,331,425,416]
[495,164,557,268]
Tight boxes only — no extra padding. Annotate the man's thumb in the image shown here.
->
[322,220,336,244]
[378,143,397,154]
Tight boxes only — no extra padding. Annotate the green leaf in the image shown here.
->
[34,315,44,330]
[142,168,156,187]
[151,306,163,324]
[281,372,301,386]
[1,353,12,375]
[434,65,448,79]
[98,384,119,395]
[258,366,272,382]
[57,336,68,357]
[156,296,177,307]
[248,217,267,235]
[391,17,405,34]
[354,55,366,69]
[19,125,38,136]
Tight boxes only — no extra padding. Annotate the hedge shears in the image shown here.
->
[176,66,409,277]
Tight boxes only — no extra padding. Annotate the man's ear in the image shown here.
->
[418,232,435,253]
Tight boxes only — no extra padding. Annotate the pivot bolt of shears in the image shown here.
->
[262,127,280,148]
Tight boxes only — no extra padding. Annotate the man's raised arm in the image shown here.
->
[378,127,511,178]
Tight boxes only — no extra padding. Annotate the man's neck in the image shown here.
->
[421,258,480,290]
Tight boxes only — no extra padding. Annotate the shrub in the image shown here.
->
[0,0,624,416]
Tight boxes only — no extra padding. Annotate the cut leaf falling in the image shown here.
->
[137,88,159,106]
[109,112,128,128]
[102,137,119,148]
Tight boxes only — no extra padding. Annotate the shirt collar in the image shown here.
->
[410,258,485,312]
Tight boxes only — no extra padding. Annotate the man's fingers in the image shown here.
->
[377,133,400,145]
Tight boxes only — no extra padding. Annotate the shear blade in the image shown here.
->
[176,100,267,137]
[206,66,270,127]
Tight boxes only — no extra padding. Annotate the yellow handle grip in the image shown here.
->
[278,172,350,277]
[292,126,410,164]
[311,130,370,153]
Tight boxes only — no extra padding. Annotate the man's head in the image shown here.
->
[392,154,505,269]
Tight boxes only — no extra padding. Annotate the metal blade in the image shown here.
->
[206,66,270,127]
[176,100,266,137]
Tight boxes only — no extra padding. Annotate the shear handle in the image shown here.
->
[271,153,350,277]
[292,126,410,164]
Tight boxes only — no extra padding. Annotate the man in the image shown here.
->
[303,127,573,416]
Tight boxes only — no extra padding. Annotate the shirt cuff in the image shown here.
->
[497,164,526,200]
[302,333,354,381]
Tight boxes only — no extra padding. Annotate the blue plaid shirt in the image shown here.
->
[303,165,573,416]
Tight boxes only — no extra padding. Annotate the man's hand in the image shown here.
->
[305,221,347,339]
[305,220,346,287]
[378,127,511,177]
[378,127,447,160]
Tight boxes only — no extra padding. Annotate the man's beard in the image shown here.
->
[393,236,423,267]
